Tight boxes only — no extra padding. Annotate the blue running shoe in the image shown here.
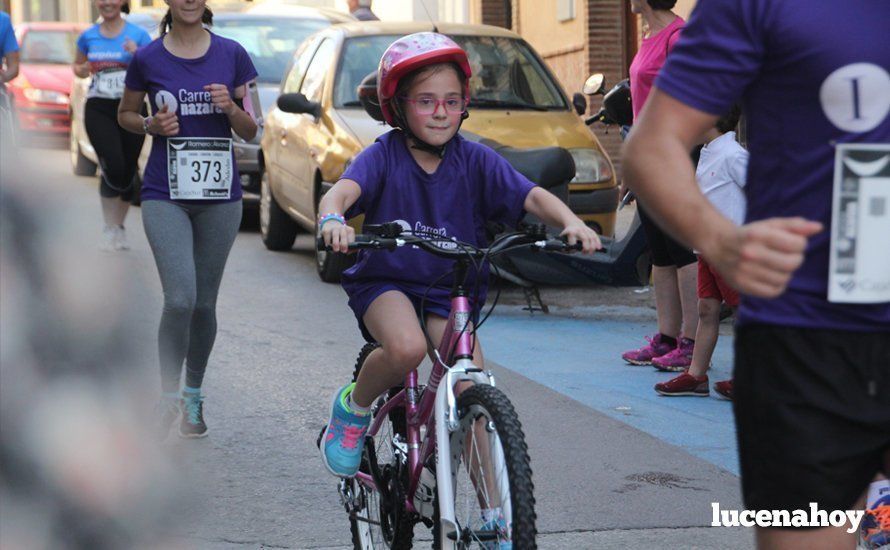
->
[320,383,371,478]
[180,391,208,439]
[479,517,512,550]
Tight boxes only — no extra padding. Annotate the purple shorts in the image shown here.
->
[344,281,482,343]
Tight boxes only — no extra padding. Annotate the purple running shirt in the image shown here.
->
[124,32,257,202]
[656,0,890,331]
[341,130,536,325]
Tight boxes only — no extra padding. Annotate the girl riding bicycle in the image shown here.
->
[318,32,602,483]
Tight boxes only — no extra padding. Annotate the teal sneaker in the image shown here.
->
[479,517,511,550]
[180,391,208,439]
[320,383,371,477]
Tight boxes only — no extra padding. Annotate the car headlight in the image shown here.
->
[568,148,613,183]
[23,88,69,105]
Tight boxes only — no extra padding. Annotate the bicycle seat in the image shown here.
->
[479,138,575,189]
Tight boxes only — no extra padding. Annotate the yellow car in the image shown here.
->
[260,21,618,281]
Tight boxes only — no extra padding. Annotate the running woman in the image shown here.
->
[73,0,151,252]
[0,11,20,85]
[118,0,257,439]
[624,0,889,548]
[1,10,21,153]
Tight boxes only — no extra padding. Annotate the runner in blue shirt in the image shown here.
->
[73,0,151,251]
[0,11,20,151]
[623,0,889,547]
[0,11,20,85]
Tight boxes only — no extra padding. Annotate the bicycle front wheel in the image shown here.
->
[447,384,536,549]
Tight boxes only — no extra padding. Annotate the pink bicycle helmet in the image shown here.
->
[377,32,472,127]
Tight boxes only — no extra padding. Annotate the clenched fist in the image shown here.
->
[148,103,179,136]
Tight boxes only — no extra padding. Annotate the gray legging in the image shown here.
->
[142,200,242,392]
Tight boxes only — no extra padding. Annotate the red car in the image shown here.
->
[7,22,86,137]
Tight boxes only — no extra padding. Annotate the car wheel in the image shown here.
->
[71,130,97,176]
[315,222,356,283]
[259,170,298,251]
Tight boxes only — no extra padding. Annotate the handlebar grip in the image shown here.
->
[540,239,583,251]
[316,234,388,252]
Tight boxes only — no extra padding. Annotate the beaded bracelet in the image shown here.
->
[318,213,346,229]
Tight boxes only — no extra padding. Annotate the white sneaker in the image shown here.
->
[113,225,130,251]
[100,226,116,252]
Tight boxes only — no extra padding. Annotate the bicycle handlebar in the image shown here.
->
[315,227,585,259]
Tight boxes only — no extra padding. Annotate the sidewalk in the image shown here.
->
[482,303,739,474]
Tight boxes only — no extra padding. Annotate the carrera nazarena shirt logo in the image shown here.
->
[153,89,224,117]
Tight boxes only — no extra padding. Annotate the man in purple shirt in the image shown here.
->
[623,0,888,547]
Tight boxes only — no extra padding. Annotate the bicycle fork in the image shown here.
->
[435,358,500,548]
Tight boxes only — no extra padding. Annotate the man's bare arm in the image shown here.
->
[623,87,822,298]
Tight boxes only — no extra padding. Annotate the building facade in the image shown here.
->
[8,0,96,24]
[467,0,696,176]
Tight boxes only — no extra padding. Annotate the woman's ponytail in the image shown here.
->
[159,6,214,36]
[160,8,172,36]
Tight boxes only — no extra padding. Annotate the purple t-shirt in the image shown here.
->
[124,32,257,202]
[657,0,890,332]
[341,131,536,308]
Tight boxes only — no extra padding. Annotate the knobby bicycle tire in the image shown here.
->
[437,384,537,549]
[349,342,416,549]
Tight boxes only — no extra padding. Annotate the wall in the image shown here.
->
[519,0,587,97]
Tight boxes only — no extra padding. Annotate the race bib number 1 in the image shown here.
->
[167,137,233,200]
[828,143,890,303]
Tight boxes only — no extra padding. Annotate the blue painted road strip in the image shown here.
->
[481,306,740,475]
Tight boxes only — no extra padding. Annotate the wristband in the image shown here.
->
[318,213,346,229]
[142,116,154,135]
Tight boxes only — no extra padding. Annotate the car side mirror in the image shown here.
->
[277,93,321,119]
[572,93,587,116]
[582,73,606,95]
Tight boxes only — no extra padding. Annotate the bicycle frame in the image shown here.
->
[353,259,495,546]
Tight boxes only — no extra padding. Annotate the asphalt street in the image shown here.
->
[1,143,753,549]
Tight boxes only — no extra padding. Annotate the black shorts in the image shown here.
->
[84,97,145,200]
[637,203,696,268]
[734,325,890,512]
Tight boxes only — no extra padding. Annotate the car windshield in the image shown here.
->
[213,17,331,84]
[334,34,566,110]
[20,30,79,64]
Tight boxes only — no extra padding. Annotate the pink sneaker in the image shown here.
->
[652,337,695,372]
[621,334,676,366]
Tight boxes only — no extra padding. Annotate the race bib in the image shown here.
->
[93,69,126,99]
[167,138,233,200]
[828,143,890,303]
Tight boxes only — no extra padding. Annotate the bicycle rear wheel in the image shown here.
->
[349,343,415,549]
[446,384,536,549]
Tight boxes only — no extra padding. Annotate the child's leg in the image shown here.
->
[688,297,721,378]
[422,314,485,368]
[351,291,428,408]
